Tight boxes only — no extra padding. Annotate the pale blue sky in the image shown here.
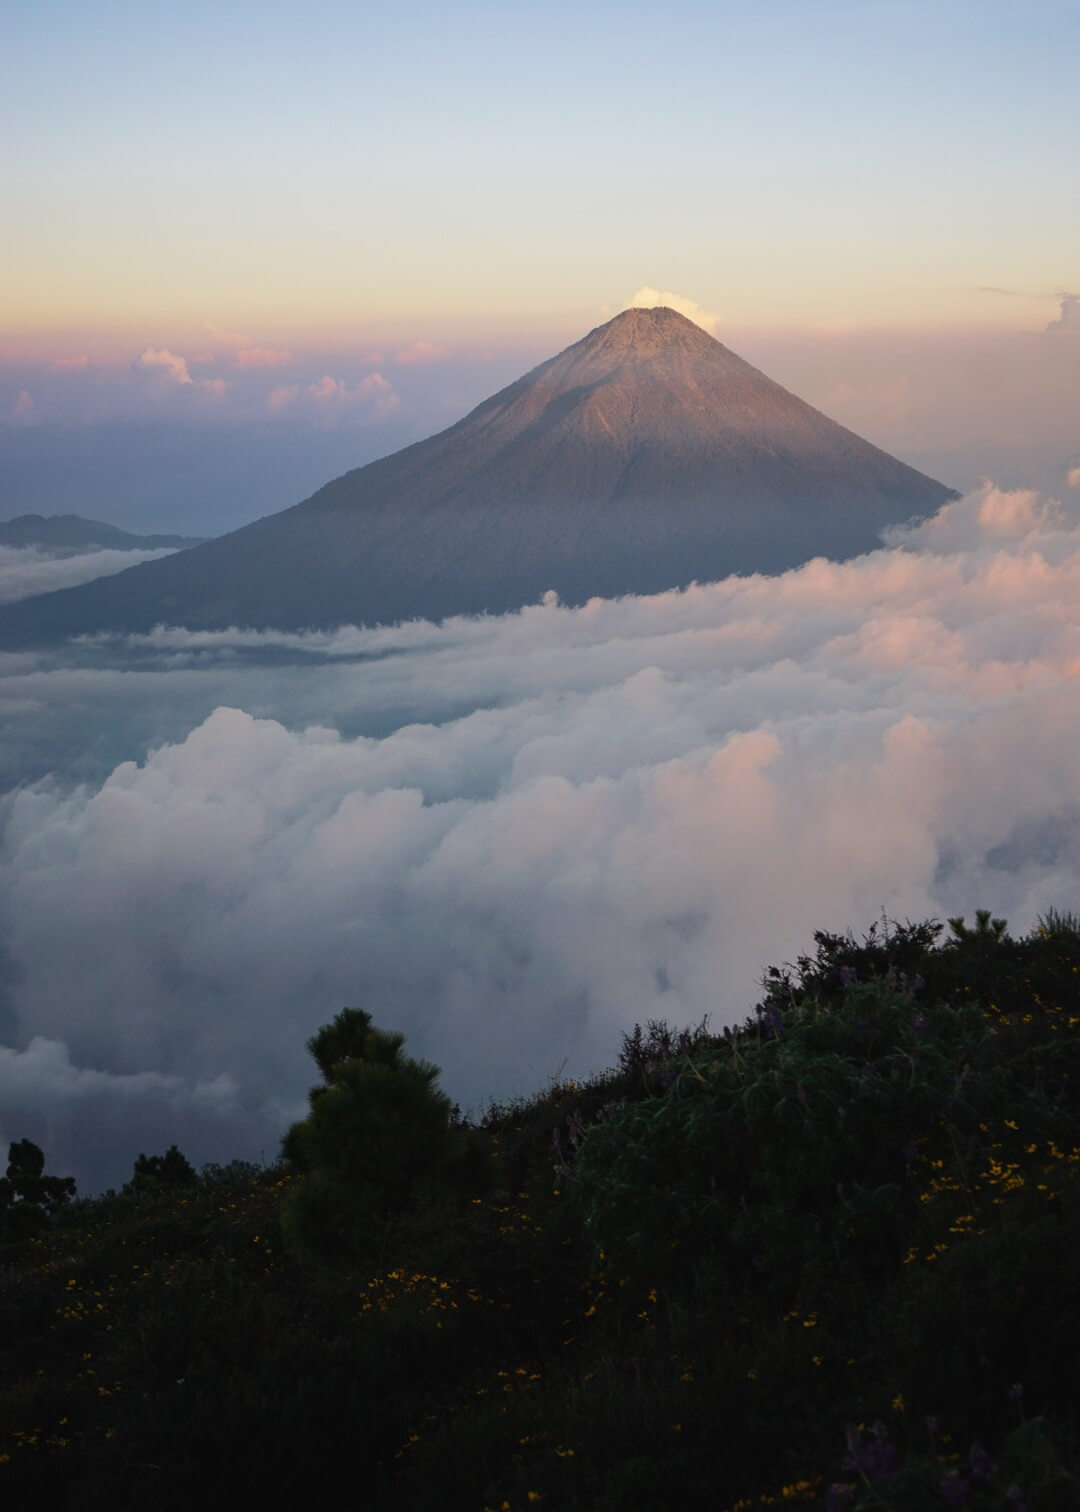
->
[4,0,1077,340]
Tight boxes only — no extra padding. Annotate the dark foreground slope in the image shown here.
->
[2,913,1078,1510]
[0,309,955,643]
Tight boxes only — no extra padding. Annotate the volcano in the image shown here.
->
[0,308,955,641]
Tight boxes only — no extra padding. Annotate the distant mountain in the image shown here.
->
[0,513,206,554]
[0,309,956,643]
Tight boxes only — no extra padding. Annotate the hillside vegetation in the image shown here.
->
[2,911,1079,1511]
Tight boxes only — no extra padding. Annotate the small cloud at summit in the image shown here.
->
[1046,293,1080,333]
[627,287,719,333]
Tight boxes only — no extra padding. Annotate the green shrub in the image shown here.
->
[281,1007,490,1260]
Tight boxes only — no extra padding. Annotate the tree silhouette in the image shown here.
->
[0,1139,76,1239]
[124,1144,198,1196]
[282,1008,488,1260]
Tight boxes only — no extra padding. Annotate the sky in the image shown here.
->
[2,0,1078,534]
[0,0,1077,1191]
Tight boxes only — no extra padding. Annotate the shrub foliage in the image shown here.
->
[1,913,1079,1510]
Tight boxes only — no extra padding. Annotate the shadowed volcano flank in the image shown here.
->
[0,308,956,641]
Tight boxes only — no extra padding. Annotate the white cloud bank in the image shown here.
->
[1,484,1079,1189]
[0,545,181,605]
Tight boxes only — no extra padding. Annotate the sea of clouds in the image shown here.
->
[1,481,1079,1191]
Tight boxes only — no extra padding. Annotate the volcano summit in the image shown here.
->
[0,308,955,641]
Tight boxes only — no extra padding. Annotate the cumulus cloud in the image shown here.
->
[266,373,399,422]
[2,484,1080,1191]
[1046,293,1080,333]
[0,545,181,605]
[627,287,719,332]
[1068,465,1080,489]
[136,347,192,384]
[395,342,451,366]
[134,348,227,400]
[883,479,1072,552]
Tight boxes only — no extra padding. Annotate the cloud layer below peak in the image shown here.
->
[1,483,1079,1190]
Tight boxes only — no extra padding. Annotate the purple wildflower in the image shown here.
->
[939,1471,972,1507]
[968,1440,995,1485]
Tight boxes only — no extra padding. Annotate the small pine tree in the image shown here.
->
[282,1008,488,1260]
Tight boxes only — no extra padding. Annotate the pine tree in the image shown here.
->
[282,1008,488,1260]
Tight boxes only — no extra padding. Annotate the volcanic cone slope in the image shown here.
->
[0,308,956,641]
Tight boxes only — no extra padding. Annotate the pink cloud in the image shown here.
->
[136,347,192,384]
[266,373,400,420]
[234,347,293,369]
[13,390,36,421]
[309,374,399,415]
[53,355,88,371]
[308,375,347,403]
[395,341,451,366]
[355,373,400,416]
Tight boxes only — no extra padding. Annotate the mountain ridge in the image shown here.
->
[0,513,206,554]
[0,308,957,643]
